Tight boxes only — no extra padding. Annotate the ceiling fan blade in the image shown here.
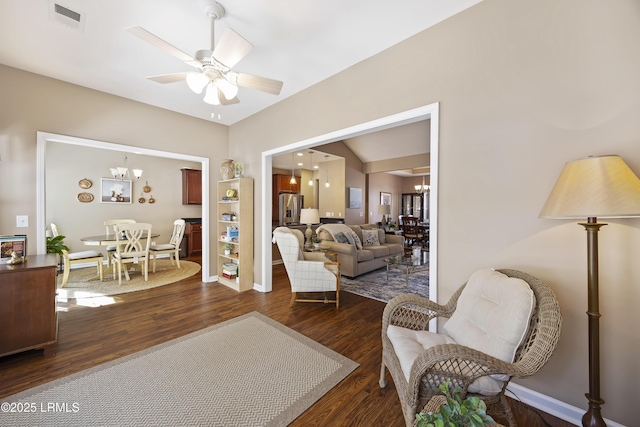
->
[212,28,253,68]
[147,72,190,84]
[219,95,240,105]
[235,72,283,95]
[126,26,201,67]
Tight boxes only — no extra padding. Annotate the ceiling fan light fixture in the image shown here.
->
[203,82,220,105]
[215,77,238,100]
[186,73,209,94]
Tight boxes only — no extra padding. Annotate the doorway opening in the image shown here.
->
[260,102,439,303]
[36,132,211,282]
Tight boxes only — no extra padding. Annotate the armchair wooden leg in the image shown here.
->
[289,292,297,307]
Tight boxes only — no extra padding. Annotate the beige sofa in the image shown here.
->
[316,224,404,278]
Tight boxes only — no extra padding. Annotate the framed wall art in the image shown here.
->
[380,191,391,206]
[100,178,132,204]
[348,187,362,209]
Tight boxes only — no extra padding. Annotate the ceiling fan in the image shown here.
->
[126,0,283,106]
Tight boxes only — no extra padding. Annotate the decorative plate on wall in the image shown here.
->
[78,178,92,189]
[143,181,151,193]
[77,192,94,203]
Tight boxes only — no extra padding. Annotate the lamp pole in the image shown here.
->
[580,217,606,427]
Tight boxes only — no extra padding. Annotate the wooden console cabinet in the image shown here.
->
[0,254,58,357]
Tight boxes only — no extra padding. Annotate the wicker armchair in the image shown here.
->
[379,269,562,427]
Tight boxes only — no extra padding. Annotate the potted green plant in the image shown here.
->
[311,236,322,249]
[46,235,69,272]
[414,381,497,427]
[223,242,233,256]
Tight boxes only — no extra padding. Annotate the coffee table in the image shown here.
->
[384,254,428,284]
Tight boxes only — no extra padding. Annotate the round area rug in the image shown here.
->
[57,259,201,299]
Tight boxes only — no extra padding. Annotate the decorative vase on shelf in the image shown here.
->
[220,159,235,180]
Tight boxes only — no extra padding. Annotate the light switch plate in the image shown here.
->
[16,215,29,227]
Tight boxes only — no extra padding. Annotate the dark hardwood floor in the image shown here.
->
[0,259,574,426]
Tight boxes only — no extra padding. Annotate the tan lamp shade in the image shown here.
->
[539,155,640,219]
[378,205,391,215]
[300,208,320,225]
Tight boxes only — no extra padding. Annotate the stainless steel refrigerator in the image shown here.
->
[279,193,304,225]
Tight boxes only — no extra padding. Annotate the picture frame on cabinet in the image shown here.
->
[0,235,27,263]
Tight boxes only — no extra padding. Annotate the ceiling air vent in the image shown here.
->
[48,1,86,32]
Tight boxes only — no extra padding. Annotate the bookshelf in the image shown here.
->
[217,177,253,291]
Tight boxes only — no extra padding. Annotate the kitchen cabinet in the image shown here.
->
[0,254,58,357]
[181,168,202,205]
[184,221,202,257]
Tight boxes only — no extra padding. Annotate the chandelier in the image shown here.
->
[414,175,429,194]
[110,154,142,181]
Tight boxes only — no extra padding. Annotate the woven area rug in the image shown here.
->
[1,312,358,427]
[56,259,201,300]
[340,265,429,303]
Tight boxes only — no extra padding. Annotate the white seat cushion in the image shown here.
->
[443,268,535,384]
[68,250,103,260]
[387,325,505,396]
[150,243,176,251]
[106,245,117,251]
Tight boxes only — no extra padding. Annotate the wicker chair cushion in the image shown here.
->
[387,325,505,395]
[443,269,535,377]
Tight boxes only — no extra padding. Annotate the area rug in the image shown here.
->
[0,311,358,427]
[56,259,201,300]
[340,265,429,303]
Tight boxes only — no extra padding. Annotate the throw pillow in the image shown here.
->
[334,232,350,244]
[349,230,363,250]
[362,229,380,246]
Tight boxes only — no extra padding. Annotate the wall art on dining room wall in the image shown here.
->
[100,178,132,204]
[348,187,362,209]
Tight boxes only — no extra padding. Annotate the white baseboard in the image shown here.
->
[506,383,624,427]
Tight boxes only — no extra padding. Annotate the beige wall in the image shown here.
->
[0,64,227,272]
[45,142,202,252]
[2,0,639,423]
[229,0,640,424]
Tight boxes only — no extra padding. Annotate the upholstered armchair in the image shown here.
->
[272,227,340,308]
[379,268,562,427]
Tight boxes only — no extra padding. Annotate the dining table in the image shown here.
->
[81,233,160,280]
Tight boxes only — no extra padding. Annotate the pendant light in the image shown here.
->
[308,151,314,186]
[290,153,297,185]
[324,155,330,188]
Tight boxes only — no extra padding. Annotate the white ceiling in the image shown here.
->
[0,0,481,126]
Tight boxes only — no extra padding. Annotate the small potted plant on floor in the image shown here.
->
[223,242,233,256]
[414,381,498,427]
[46,234,69,272]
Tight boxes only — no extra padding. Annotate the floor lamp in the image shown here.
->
[539,155,640,427]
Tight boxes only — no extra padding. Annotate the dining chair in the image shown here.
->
[149,219,186,273]
[50,223,104,288]
[111,223,152,285]
[104,219,136,266]
[400,216,423,248]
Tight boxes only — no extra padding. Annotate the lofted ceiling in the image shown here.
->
[0,0,482,126]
